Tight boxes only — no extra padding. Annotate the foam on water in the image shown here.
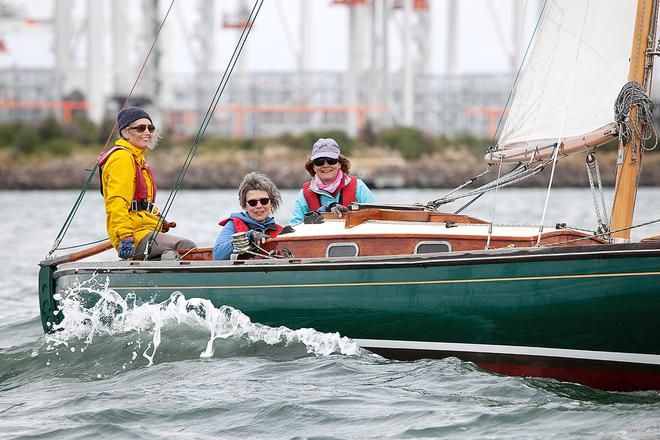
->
[45,280,362,369]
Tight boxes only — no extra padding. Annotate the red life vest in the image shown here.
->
[302,175,357,211]
[218,217,283,238]
[98,146,157,202]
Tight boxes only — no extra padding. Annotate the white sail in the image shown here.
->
[491,0,637,162]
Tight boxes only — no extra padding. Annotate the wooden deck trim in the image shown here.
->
[344,208,488,228]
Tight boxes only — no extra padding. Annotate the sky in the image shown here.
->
[0,0,543,76]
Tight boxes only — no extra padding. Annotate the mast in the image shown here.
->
[609,0,658,241]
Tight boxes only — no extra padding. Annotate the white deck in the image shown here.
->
[286,219,559,238]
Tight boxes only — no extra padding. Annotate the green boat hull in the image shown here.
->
[40,243,660,391]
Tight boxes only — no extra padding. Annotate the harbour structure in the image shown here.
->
[1,0,537,138]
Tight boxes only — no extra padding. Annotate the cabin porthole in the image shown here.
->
[326,242,359,258]
[414,241,451,254]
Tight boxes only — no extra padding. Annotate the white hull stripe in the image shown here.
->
[352,339,660,366]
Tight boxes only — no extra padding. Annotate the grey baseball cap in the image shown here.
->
[311,138,340,160]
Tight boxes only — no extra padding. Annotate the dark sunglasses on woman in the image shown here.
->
[313,157,339,167]
[128,124,156,133]
[246,198,271,207]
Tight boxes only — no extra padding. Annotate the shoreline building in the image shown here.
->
[0,0,542,139]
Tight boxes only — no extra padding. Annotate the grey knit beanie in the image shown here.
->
[117,106,152,132]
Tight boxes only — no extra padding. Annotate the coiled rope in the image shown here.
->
[614,81,658,160]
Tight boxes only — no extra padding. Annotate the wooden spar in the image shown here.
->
[484,123,618,165]
[610,0,658,241]
[61,241,113,264]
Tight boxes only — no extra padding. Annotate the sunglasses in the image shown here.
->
[246,197,271,207]
[313,157,339,167]
[128,124,156,133]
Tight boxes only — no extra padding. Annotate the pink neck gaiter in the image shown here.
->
[314,170,344,195]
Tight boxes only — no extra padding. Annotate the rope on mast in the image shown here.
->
[614,81,657,161]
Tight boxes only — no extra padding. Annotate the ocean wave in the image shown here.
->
[32,284,363,378]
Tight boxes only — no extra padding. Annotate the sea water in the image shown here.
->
[1,188,660,439]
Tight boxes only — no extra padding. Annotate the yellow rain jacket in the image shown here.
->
[101,139,161,249]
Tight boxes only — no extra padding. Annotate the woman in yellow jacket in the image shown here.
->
[100,106,195,259]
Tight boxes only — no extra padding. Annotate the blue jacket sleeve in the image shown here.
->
[356,179,376,204]
[213,222,237,260]
[288,189,309,226]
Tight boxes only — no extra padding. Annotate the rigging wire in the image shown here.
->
[45,0,176,259]
[488,0,547,147]
[426,1,546,213]
[54,238,111,252]
[451,162,521,214]
[543,217,660,247]
[535,0,591,246]
[485,158,504,250]
[427,160,546,209]
[585,152,610,234]
[429,167,493,206]
[145,0,264,257]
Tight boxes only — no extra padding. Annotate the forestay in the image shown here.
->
[487,0,637,164]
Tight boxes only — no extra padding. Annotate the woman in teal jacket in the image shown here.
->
[288,138,375,225]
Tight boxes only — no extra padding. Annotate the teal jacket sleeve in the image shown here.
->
[355,179,376,204]
[213,222,237,260]
[288,189,309,226]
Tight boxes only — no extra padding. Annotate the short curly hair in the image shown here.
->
[237,172,282,212]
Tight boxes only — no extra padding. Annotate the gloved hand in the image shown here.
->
[161,221,177,233]
[118,237,134,259]
[328,202,348,217]
[248,230,270,246]
[303,210,324,224]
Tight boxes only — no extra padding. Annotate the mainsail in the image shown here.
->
[486,0,637,164]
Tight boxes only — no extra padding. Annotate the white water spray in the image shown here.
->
[46,283,362,366]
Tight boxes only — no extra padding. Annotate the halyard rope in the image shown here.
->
[536,0,591,246]
[146,0,264,258]
[428,1,547,212]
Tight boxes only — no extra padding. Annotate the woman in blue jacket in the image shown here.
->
[213,172,283,260]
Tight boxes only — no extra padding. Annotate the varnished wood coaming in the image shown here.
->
[180,208,605,261]
[268,230,603,259]
[344,208,487,228]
